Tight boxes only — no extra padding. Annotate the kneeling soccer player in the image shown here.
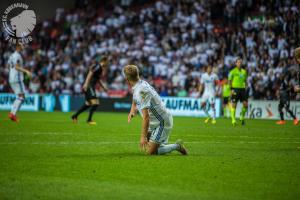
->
[123,65,187,155]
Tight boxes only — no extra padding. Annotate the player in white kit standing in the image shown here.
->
[199,65,219,124]
[7,43,32,122]
[123,65,187,155]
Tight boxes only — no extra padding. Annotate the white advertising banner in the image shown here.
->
[0,93,39,111]
[235,100,300,120]
[161,97,221,117]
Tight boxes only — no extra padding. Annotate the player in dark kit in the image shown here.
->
[71,56,108,125]
[294,47,300,93]
[276,73,299,125]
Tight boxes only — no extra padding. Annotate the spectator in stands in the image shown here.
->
[0,0,299,100]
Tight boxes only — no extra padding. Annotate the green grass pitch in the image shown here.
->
[0,111,300,200]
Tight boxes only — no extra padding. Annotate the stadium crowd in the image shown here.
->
[0,0,299,99]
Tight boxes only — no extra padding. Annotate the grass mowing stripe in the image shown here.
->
[1,141,300,145]
[2,132,300,140]
[0,111,300,200]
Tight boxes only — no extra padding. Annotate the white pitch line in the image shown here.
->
[129,134,300,140]
[32,132,74,135]
[178,135,300,140]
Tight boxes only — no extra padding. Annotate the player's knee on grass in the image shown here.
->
[147,142,159,155]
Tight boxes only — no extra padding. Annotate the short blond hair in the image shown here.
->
[123,65,139,81]
[294,47,300,60]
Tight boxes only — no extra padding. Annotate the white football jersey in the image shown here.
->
[201,72,219,95]
[8,51,24,83]
[133,80,171,127]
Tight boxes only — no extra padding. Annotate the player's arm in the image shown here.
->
[15,63,32,78]
[198,76,204,95]
[128,100,137,123]
[83,67,94,91]
[228,71,233,94]
[245,70,248,89]
[215,75,221,96]
[198,83,203,94]
[99,80,108,92]
[140,108,150,150]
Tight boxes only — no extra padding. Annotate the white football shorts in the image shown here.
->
[9,82,26,94]
[148,114,173,145]
[201,93,215,104]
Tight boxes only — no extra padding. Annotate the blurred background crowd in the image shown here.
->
[0,0,299,99]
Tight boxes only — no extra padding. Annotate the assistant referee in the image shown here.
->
[228,58,248,126]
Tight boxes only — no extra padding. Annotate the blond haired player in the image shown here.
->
[8,43,32,122]
[123,65,187,155]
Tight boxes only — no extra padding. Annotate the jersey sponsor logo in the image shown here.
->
[2,2,36,44]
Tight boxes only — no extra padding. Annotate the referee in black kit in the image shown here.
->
[71,56,108,125]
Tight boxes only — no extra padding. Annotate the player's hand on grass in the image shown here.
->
[128,112,135,123]
[140,136,148,151]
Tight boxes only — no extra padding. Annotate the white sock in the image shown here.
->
[201,105,209,117]
[212,107,216,119]
[11,98,23,115]
[204,108,210,118]
[157,144,179,155]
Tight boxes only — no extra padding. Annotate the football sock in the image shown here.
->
[201,105,209,117]
[73,104,90,118]
[286,109,296,120]
[212,106,216,119]
[279,109,284,120]
[223,107,227,117]
[205,108,210,117]
[157,144,180,155]
[226,105,230,117]
[87,105,98,122]
[11,98,24,115]
[231,107,236,122]
[240,107,247,120]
